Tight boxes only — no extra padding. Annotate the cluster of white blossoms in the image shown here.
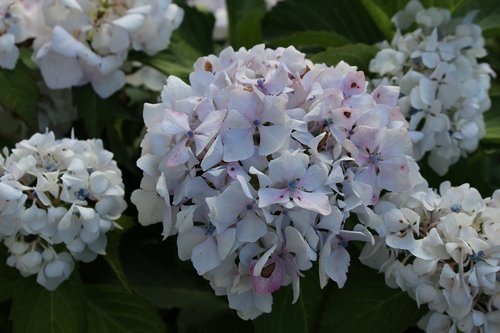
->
[369,0,495,175]
[0,131,126,290]
[132,44,424,319]
[360,182,500,333]
[1,0,183,98]
[0,1,36,69]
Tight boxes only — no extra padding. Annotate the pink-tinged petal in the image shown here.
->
[386,231,416,250]
[38,51,84,89]
[378,128,412,158]
[372,85,400,107]
[355,165,378,189]
[253,245,277,276]
[258,124,287,156]
[237,212,267,243]
[227,88,260,122]
[268,150,309,183]
[377,157,412,192]
[223,127,255,162]
[261,95,287,124]
[201,136,223,171]
[299,165,327,191]
[194,110,227,154]
[162,109,191,135]
[342,71,366,96]
[321,244,350,288]
[419,77,438,106]
[350,126,383,155]
[249,259,283,295]
[166,138,192,167]
[90,70,126,98]
[292,190,332,216]
[216,228,236,260]
[191,236,221,275]
[112,13,145,32]
[258,188,290,208]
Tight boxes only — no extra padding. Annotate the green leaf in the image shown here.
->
[85,284,165,333]
[255,259,424,333]
[103,216,135,292]
[122,236,252,333]
[73,85,114,138]
[262,0,384,45]
[311,43,379,72]
[10,273,86,333]
[269,31,351,49]
[360,0,395,40]
[227,0,267,48]
[129,35,201,82]
[176,4,216,54]
[0,247,19,303]
[0,62,38,130]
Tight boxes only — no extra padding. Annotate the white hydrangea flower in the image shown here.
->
[15,0,184,98]
[0,1,39,69]
[187,0,281,41]
[133,44,424,319]
[369,0,495,175]
[0,131,127,290]
[360,182,500,333]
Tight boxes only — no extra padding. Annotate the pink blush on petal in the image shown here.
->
[249,259,284,295]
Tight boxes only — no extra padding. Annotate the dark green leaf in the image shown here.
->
[0,247,19,303]
[268,31,350,49]
[255,259,424,333]
[311,43,379,72]
[227,0,267,48]
[122,236,252,333]
[262,0,384,45]
[129,35,201,82]
[0,62,38,130]
[85,284,165,333]
[360,0,395,40]
[73,85,114,138]
[317,260,425,333]
[176,4,216,54]
[10,273,86,333]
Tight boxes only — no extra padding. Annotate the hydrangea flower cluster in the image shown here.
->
[369,0,495,175]
[0,131,127,290]
[360,182,500,333]
[132,44,424,319]
[3,0,183,98]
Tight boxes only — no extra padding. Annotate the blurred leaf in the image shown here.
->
[10,273,86,333]
[122,236,252,333]
[0,62,38,130]
[269,31,350,49]
[311,44,379,72]
[176,4,216,54]
[85,284,165,333]
[360,0,395,40]
[73,85,114,138]
[129,36,201,82]
[0,247,18,303]
[104,229,133,293]
[227,0,267,48]
[262,0,384,45]
[255,259,424,333]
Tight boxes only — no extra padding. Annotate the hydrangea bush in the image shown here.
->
[132,43,426,318]
[0,0,499,332]
[0,131,126,290]
[360,182,500,333]
[370,0,495,175]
